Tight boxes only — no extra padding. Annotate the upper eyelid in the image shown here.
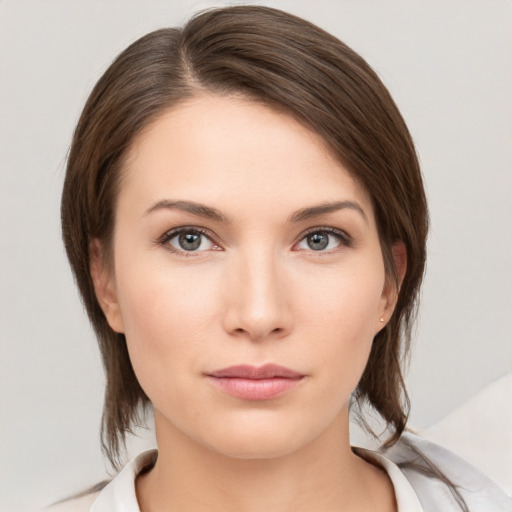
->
[158,225,352,252]
[158,226,220,256]
[159,225,217,244]
[297,226,352,244]
[159,225,350,239]
[299,226,350,238]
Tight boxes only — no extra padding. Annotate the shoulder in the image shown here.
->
[41,450,157,512]
[54,449,158,512]
[43,491,101,512]
[384,431,512,512]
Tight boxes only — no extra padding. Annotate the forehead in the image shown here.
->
[119,93,375,221]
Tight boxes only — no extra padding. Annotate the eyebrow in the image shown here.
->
[144,200,229,222]
[144,199,368,224]
[289,201,368,224]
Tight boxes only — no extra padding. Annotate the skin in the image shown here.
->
[92,94,404,511]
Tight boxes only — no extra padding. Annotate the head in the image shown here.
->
[61,5,428,467]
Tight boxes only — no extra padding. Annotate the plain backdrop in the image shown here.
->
[1,1,511,511]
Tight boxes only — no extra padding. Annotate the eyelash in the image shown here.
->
[157,226,353,256]
[299,227,353,252]
[157,227,219,256]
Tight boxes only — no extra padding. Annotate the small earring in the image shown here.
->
[379,318,385,323]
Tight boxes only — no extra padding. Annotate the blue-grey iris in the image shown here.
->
[179,232,202,250]
[308,233,328,250]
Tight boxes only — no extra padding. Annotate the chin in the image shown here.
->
[194,412,325,461]
[204,432,304,460]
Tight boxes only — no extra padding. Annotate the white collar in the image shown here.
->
[91,450,156,511]
[90,446,424,512]
[354,446,424,511]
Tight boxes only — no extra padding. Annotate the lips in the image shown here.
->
[206,364,304,400]
[208,364,303,380]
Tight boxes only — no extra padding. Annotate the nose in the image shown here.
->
[222,247,293,343]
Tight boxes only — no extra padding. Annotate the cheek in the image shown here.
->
[298,260,385,390]
[113,254,221,395]
[301,258,385,339]
[112,234,386,417]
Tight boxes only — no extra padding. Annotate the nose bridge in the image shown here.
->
[223,243,291,341]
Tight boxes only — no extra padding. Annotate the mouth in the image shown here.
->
[205,364,305,400]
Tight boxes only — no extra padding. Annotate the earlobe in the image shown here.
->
[89,239,125,333]
[378,241,407,326]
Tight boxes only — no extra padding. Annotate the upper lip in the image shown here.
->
[207,364,303,379]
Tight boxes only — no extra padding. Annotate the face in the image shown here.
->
[93,94,398,460]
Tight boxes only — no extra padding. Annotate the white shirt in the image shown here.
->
[47,432,512,512]
[423,373,512,495]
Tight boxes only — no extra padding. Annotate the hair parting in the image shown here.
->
[62,5,428,470]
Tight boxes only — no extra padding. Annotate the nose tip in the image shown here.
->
[232,324,286,342]
[222,254,292,342]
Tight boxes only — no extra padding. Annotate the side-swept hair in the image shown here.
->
[61,5,428,468]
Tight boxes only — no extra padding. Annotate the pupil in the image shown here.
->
[179,232,201,250]
[308,233,328,250]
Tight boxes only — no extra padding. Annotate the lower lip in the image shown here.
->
[206,376,303,400]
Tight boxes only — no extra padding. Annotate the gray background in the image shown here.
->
[1,1,511,511]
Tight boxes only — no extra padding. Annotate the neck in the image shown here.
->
[136,410,395,512]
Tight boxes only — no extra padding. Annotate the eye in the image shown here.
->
[295,228,352,252]
[159,227,220,254]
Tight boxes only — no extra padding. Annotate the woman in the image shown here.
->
[53,5,511,512]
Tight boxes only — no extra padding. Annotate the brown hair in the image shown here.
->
[61,5,428,468]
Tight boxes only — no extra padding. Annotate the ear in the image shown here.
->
[377,241,407,328]
[89,239,125,333]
